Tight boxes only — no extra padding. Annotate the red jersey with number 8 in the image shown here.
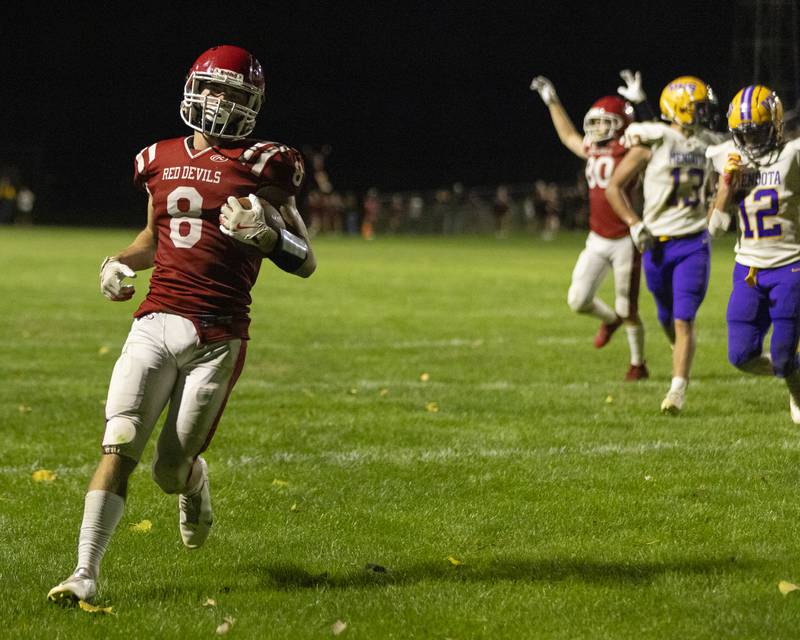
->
[132,136,305,339]
[584,139,631,239]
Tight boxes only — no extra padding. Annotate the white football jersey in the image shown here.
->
[707,138,800,268]
[624,122,723,237]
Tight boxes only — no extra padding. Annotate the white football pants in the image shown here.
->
[567,232,641,319]
[102,313,246,494]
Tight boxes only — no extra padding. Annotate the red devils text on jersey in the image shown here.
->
[132,136,305,341]
[583,138,631,239]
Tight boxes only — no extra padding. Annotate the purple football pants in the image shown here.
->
[643,232,711,328]
[727,261,800,377]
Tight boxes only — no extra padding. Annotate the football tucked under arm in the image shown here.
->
[219,193,313,275]
[219,194,285,253]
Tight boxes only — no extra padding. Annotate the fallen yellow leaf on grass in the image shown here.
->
[98,345,110,356]
[348,387,358,395]
[447,556,462,567]
[420,372,430,382]
[130,519,152,533]
[425,402,439,413]
[379,388,389,397]
[79,600,113,614]
[290,503,299,512]
[779,580,800,595]
[332,619,348,636]
[202,597,217,607]
[272,479,289,487]
[605,395,614,404]
[18,404,32,413]
[31,469,56,483]
[216,616,236,635]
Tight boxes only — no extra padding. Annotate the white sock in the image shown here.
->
[670,376,688,394]
[625,324,645,366]
[76,490,125,580]
[591,299,618,324]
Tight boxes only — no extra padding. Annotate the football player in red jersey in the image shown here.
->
[48,45,316,605]
[530,70,651,381]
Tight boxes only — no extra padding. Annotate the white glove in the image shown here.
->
[219,193,280,252]
[100,257,136,301]
[617,69,646,104]
[708,208,732,238]
[629,221,654,252]
[530,75,558,106]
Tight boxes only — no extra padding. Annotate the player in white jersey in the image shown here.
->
[606,76,725,414]
[706,85,800,423]
[529,71,650,380]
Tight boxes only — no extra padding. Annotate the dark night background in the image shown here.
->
[0,2,768,226]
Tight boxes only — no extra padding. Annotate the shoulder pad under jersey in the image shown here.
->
[623,122,668,149]
[705,140,736,173]
[238,141,306,196]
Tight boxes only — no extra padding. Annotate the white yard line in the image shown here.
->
[266,337,503,351]
[4,439,774,476]
[238,379,606,391]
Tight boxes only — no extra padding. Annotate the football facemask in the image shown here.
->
[728,85,784,162]
[695,85,720,129]
[583,113,623,144]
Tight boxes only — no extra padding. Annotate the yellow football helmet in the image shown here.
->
[659,76,715,127]
[727,85,784,161]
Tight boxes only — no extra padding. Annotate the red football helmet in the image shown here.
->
[582,96,633,144]
[180,45,265,140]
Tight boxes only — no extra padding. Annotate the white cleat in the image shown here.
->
[179,457,213,549]
[47,568,97,605]
[660,389,685,415]
[790,394,800,424]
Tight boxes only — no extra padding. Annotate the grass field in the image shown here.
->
[3,227,800,638]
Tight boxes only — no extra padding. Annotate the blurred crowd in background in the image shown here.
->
[0,165,35,226]
[300,146,584,241]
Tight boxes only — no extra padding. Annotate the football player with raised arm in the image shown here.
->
[706,85,800,423]
[48,45,315,605]
[530,70,653,381]
[606,76,724,414]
